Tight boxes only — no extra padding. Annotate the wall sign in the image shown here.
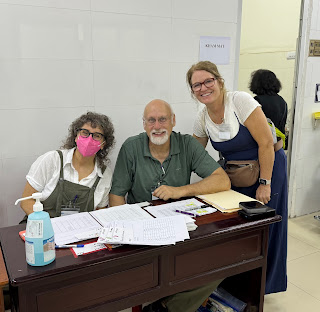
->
[199,36,230,65]
[309,40,320,56]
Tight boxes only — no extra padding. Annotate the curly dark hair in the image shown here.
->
[61,112,115,168]
[249,69,282,95]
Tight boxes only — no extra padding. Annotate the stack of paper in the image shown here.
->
[197,190,257,213]
[97,215,189,246]
[51,199,218,247]
[51,212,103,245]
[145,198,216,218]
[184,215,198,231]
[51,204,154,245]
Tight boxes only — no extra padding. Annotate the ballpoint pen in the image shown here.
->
[185,204,210,211]
[55,244,85,249]
[73,195,78,204]
[175,209,197,217]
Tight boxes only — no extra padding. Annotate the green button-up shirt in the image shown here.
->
[110,131,220,204]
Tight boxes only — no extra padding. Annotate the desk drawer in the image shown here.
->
[170,229,262,282]
[35,257,158,312]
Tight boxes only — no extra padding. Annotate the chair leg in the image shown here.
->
[0,287,5,312]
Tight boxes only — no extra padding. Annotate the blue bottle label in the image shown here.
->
[25,240,35,265]
[43,236,55,262]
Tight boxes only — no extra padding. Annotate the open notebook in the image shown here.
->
[197,190,258,213]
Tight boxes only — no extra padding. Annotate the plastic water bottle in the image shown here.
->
[15,193,55,266]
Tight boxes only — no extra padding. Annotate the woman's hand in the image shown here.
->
[256,184,271,204]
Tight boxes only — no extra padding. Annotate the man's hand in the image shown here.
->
[153,167,230,201]
[256,184,271,204]
[153,185,183,201]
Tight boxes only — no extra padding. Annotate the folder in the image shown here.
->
[197,190,257,213]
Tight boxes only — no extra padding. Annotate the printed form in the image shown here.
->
[98,215,189,246]
[51,204,154,245]
[145,198,216,218]
[51,213,102,245]
[90,204,153,226]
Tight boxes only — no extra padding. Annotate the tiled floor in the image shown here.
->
[5,212,320,312]
[264,211,320,311]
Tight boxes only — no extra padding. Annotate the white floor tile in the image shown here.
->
[287,234,319,261]
[288,212,320,249]
[264,213,320,311]
[264,282,320,312]
[287,251,320,300]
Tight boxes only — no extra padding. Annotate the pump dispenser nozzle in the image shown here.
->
[15,192,43,212]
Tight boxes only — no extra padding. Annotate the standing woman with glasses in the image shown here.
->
[19,112,115,221]
[186,61,288,295]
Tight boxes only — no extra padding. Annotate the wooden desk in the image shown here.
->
[0,247,9,312]
[0,211,280,312]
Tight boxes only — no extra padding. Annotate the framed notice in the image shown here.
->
[199,36,230,65]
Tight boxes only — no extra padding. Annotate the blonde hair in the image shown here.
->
[186,61,226,94]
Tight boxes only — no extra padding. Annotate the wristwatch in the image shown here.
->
[259,178,271,185]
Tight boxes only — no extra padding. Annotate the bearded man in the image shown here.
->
[109,99,230,206]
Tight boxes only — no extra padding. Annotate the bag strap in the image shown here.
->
[266,118,277,144]
[267,119,286,149]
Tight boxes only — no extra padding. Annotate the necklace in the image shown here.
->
[212,114,224,124]
[207,102,225,124]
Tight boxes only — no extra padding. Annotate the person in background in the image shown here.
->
[186,61,288,295]
[249,69,288,149]
[19,112,115,221]
[110,99,230,312]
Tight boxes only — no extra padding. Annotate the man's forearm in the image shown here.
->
[109,193,126,207]
[178,168,231,197]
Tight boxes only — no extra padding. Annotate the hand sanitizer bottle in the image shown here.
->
[15,193,55,266]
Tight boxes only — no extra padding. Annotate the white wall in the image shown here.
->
[289,0,320,217]
[0,0,242,227]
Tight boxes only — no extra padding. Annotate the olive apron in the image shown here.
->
[21,150,102,222]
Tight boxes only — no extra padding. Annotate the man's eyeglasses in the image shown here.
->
[191,77,216,92]
[143,116,172,126]
[77,128,104,141]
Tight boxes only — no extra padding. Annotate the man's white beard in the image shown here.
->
[149,129,169,145]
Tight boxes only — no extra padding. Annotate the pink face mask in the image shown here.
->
[76,135,103,157]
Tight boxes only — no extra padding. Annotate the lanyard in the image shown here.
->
[151,157,171,189]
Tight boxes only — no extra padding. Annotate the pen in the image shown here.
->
[55,244,84,249]
[185,204,210,211]
[73,195,78,204]
[175,209,197,217]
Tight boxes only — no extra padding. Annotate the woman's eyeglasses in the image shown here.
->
[77,128,104,141]
[191,77,216,92]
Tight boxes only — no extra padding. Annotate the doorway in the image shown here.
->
[238,0,301,144]
[238,0,302,216]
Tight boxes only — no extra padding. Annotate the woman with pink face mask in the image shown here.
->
[19,112,115,221]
